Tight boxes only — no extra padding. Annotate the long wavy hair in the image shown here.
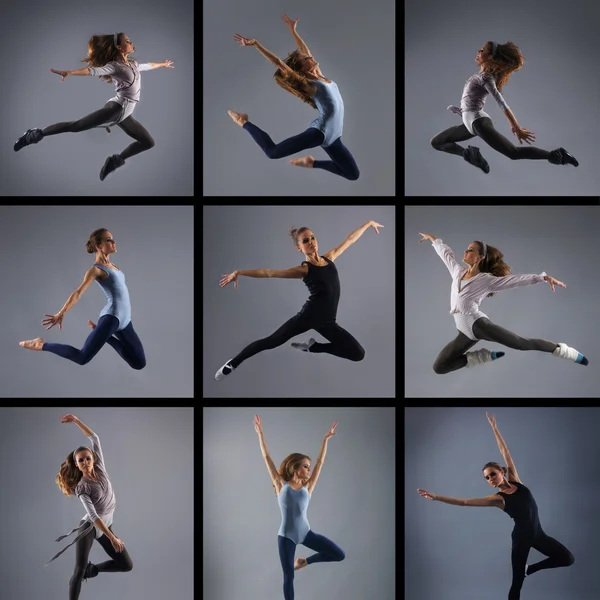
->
[272,452,312,496]
[274,50,317,110]
[480,41,524,92]
[56,446,98,497]
[81,32,136,84]
[473,240,512,298]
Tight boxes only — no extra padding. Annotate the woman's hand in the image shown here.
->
[543,275,566,292]
[110,537,125,553]
[324,422,338,440]
[254,414,263,435]
[42,312,64,331]
[219,271,239,290]
[417,488,437,501]
[282,14,299,31]
[486,411,497,430]
[162,60,174,68]
[60,414,77,424]
[369,221,384,235]
[233,34,257,47]
[50,69,70,82]
[511,125,536,145]
[418,232,436,243]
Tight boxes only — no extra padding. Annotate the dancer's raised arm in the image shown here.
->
[254,415,284,489]
[282,14,311,56]
[486,412,521,482]
[60,413,95,437]
[307,422,337,496]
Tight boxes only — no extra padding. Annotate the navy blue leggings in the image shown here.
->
[278,530,345,600]
[42,315,146,369]
[242,122,360,180]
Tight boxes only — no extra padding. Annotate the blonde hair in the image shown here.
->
[56,447,98,497]
[272,452,311,496]
[86,228,109,254]
[274,50,317,110]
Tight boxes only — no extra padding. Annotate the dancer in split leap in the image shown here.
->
[418,232,588,373]
[430,41,578,173]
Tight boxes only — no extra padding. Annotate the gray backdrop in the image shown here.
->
[203,205,395,398]
[1,0,194,196]
[406,407,599,600]
[406,0,600,196]
[0,407,194,600]
[2,205,194,398]
[405,205,600,398]
[203,0,395,196]
[204,406,395,600]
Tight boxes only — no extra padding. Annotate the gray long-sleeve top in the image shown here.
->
[88,59,152,104]
[45,433,117,567]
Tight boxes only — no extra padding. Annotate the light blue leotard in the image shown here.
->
[94,264,131,331]
[277,482,311,544]
[309,80,344,147]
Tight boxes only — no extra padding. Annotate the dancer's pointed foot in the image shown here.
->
[463,145,490,174]
[552,343,588,365]
[289,155,315,168]
[88,320,97,330]
[548,147,579,167]
[19,337,45,351]
[100,154,125,181]
[294,557,308,571]
[14,128,44,152]
[227,110,248,126]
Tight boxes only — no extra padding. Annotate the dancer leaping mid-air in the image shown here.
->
[430,41,578,174]
[418,232,588,373]
[418,412,574,600]
[14,32,174,181]
[227,14,360,181]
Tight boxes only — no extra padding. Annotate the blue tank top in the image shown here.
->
[309,80,344,147]
[93,264,131,331]
[277,482,311,544]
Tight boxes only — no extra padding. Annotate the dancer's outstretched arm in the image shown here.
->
[282,14,311,56]
[307,422,338,496]
[254,414,284,489]
[417,488,502,507]
[486,412,521,482]
[325,221,384,261]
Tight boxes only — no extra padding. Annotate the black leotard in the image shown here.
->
[298,256,340,322]
[497,480,542,537]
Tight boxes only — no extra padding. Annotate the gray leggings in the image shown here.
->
[433,317,558,374]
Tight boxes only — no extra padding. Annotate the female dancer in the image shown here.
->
[13,32,174,181]
[227,14,360,181]
[215,221,384,380]
[19,228,146,369]
[254,414,345,600]
[418,412,574,600]
[47,414,133,600]
[430,41,579,173]
[418,231,588,373]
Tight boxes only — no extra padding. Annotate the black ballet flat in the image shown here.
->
[99,154,125,181]
[548,148,579,167]
[14,128,44,152]
[463,145,490,174]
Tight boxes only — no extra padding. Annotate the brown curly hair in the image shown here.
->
[480,41,524,92]
[288,226,311,250]
[473,240,512,298]
[81,33,136,84]
[86,228,109,254]
[272,452,312,496]
[56,447,99,497]
[274,50,317,110]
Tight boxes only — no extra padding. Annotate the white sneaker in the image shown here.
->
[552,343,588,365]
[291,337,316,352]
[215,359,235,380]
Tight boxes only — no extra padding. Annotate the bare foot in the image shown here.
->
[19,337,45,351]
[289,156,315,168]
[88,320,97,330]
[227,110,248,127]
[294,557,308,571]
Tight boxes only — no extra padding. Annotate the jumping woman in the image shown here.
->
[430,41,579,173]
[19,228,146,369]
[227,14,360,181]
[254,414,345,600]
[418,232,589,373]
[215,221,384,380]
[48,414,133,600]
[418,412,574,600]
[13,32,174,181]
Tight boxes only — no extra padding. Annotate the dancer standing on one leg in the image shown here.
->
[14,32,174,181]
[417,232,588,373]
[254,415,345,600]
[19,228,146,369]
[430,41,578,174]
[418,412,574,600]
[47,415,133,600]
[227,14,360,181]
[215,221,384,380]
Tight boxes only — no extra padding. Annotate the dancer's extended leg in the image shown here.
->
[106,321,146,370]
[526,532,574,576]
[95,525,133,573]
[242,121,325,158]
[117,115,155,160]
[42,315,119,365]
[508,538,531,600]
[69,522,96,600]
[42,102,122,136]
[313,137,360,181]
[472,317,558,352]
[302,530,345,565]
[310,322,365,361]
[277,535,296,600]
[432,330,479,374]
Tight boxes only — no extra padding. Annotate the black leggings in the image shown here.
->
[42,101,155,160]
[70,521,133,600]
[242,122,360,180]
[508,531,574,600]
[433,317,558,374]
[431,116,551,160]
[229,313,365,369]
